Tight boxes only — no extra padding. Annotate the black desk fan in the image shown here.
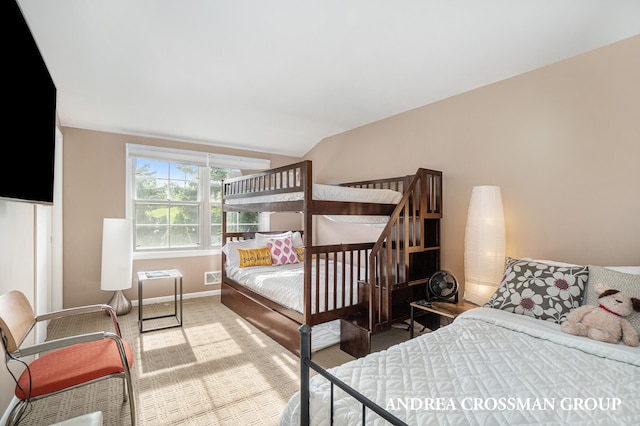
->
[426,270,459,304]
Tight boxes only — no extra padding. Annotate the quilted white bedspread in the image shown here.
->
[280,308,640,425]
[227,260,362,314]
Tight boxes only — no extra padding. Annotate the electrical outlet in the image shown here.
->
[204,271,222,285]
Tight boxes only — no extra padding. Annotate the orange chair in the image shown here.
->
[0,290,136,425]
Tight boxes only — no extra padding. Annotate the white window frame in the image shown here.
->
[126,144,270,259]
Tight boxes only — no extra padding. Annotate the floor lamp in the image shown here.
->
[101,218,133,315]
[464,186,506,306]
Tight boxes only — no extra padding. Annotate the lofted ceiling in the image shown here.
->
[17,0,640,157]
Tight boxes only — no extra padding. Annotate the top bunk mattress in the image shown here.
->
[224,183,403,205]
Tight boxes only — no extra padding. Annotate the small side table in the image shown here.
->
[137,270,183,333]
[409,300,477,338]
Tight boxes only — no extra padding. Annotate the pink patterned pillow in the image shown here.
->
[267,236,299,265]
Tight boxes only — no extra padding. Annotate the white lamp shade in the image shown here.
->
[100,218,133,291]
[464,186,506,305]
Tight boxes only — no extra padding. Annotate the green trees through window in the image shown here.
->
[134,159,259,251]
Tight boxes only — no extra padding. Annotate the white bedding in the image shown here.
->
[226,183,402,225]
[228,260,363,351]
[280,307,640,425]
[225,183,403,205]
[227,260,362,314]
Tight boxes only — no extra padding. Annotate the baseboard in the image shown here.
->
[132,289,221,306]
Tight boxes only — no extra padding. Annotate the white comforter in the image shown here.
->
[227,260,362,314]
[226,183,402,225]
[227,259,363,352]
[225,183,403,205]
[280,308,640,425]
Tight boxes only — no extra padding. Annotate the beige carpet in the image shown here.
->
[14,295,419,425]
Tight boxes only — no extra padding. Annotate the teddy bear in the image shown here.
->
[561,282,640,347]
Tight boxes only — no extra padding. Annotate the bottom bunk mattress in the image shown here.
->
[227,260,361,352]
[280,307,640,425]
[226,259,361,314]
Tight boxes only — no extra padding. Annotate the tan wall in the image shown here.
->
[304,35,640,298]
[62,128,300,308]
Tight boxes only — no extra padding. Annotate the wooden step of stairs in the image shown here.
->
[339,311,371,358]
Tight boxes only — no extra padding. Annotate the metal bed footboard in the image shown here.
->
[299,325,408,426]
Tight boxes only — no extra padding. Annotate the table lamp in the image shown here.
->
[100,218,133,315]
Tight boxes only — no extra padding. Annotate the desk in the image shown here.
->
[409,300,477,338]
[137,270,183,333]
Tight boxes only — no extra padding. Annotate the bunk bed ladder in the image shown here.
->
[368,168,442,334]
[340,168,441,358]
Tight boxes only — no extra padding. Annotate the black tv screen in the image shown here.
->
[2,0,57,205]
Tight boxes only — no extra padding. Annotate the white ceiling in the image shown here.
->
[18,1,640,157]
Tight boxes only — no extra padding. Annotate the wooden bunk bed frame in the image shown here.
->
[220,160,442,357]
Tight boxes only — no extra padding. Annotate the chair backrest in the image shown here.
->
[0,291,36,353]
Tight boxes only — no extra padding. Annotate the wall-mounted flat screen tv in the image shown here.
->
[1,0,57,205]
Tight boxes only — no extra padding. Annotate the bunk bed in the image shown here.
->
[220,160,442,357]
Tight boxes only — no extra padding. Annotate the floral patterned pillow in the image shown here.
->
[484,257,589,324]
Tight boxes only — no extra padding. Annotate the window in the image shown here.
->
[209,168,263,246]
[127,144,270,254]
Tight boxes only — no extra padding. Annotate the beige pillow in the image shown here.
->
[585,265,640,336]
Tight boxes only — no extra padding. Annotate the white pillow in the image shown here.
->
[605,266,640,275]
[532,259,639,276]
[255,231,303,248]
[221,239,260,267]
[532,259,582,268]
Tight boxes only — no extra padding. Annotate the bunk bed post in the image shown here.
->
[419,169,427,247]
[303,161,313,325]
[302,160,313,247]
[299,324,311,425]
[368,261,376,334]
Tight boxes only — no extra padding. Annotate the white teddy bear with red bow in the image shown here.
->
[561,282,640,347]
